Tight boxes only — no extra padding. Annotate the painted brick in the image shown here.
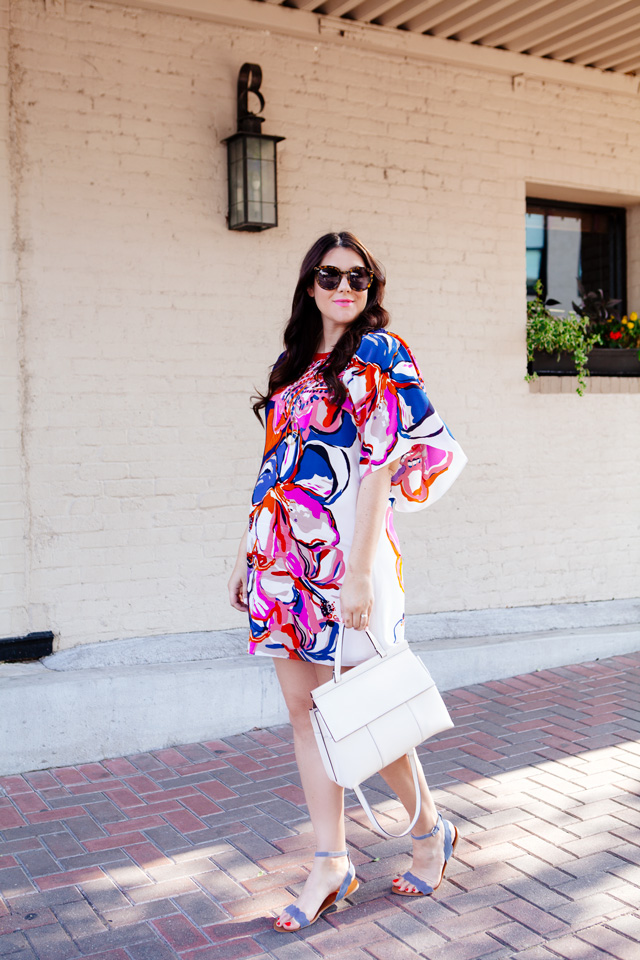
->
[0,0,638,656]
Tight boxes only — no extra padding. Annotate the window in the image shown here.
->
[526,198,626,314]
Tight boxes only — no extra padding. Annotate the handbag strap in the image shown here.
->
[353,749,423,839]
[333,624,388,681]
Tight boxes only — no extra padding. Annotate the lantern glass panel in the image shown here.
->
[262,202,276,224]
[228,140,245,228]
[246,136,262,160]
[261,138,275,161]
[247,159,262,203]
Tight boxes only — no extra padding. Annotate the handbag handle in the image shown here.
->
[353,749,423,838]
[333,625,391,681]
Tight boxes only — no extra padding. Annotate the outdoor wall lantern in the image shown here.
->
[222,63,284,231]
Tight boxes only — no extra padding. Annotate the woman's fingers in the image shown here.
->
[228,571,248,612]
[342,605,372,630]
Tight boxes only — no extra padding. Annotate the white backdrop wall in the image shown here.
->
[0,0,28,638]
[1,0,639,650]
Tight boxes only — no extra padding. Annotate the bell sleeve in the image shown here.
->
[346,332,467,512]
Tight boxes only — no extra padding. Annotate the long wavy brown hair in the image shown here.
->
[252,231,390,422]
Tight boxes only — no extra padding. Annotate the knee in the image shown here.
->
[283,692,313,732]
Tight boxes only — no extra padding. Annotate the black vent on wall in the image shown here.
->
[0,632,54,662]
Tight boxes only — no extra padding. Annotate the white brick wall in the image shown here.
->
[1,0,639,650]
[0,0,27,637]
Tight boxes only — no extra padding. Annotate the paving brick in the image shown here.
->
[0,867,38,899]
[128,877,202,904]
[432,905,512,939]
[366,938,432,959]
[560,832,627,858]
[147,856,220,884]
[427,932,507,960]
[448,861,519,892]
[182,939,265,959]
[161,809,206,834]
[501,875,571,910]
[51,899,108,940]
[490,920,545,951]
[73,921,158,954]
[376,909,446,950]
[509,949,558,960]
[24,922,82,959]
[126,936,181,960]
[306,919,388,955]
[559,851,630,879]
[43,834,85,861]
[65,818,106,843]
[151,913,209,950]
[496,898,567,935]
[100,899,178,927]
[80,951,130,960]
[444,885,518,919]
[34,867,105,892]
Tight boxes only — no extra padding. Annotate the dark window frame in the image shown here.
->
[526,196,627,315]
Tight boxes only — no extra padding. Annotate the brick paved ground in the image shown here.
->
[2,652,640,960]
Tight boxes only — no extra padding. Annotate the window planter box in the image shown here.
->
[529,348,640,378]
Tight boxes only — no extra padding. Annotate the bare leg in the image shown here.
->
[378,753,447,893]
[273,657,353,930]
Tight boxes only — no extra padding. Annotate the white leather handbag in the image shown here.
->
[309,627,453,838]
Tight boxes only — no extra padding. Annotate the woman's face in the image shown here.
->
[308,246,369,332]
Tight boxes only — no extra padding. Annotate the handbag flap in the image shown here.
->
[311,646,437,741]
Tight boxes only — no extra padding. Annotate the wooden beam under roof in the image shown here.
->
[319,0,365,14]
[290,0,323,10]
[528,2,638,58]
[453,0,571,45]
[351,0,413,20]
[607,53,640,73]
[379,0,458,30]
[404,0,505,33]
[593,42,640,72]
[565,27,640,67]
[429,0,530,39]
[489,0,634,51]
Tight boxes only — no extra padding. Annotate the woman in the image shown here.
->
[228,231,467,932]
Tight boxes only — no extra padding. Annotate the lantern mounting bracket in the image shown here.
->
[222,63,284,231]
[237,63,265,134]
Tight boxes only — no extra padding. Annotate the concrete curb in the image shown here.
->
[2,610,638,776]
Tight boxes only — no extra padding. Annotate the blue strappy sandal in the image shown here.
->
[274,849,358,931]
[391,813,458,897]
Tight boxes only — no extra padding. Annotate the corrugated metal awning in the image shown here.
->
[260,0,640,75]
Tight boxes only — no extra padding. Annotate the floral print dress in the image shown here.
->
[247,330,467,664]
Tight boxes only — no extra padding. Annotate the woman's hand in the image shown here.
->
[340,570,373,630]
[228,563,248,612]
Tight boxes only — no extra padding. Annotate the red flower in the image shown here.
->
[610,331,623,340]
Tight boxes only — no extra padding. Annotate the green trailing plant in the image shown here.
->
[526,280,601,396]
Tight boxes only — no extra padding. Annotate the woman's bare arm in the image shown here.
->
[228,523,249,612]
[340,457,400,629]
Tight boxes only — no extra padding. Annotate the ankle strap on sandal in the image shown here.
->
[411,812,442,841]
[315,849,348,858]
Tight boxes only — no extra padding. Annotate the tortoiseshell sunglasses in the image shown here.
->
[313,265,374,291]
